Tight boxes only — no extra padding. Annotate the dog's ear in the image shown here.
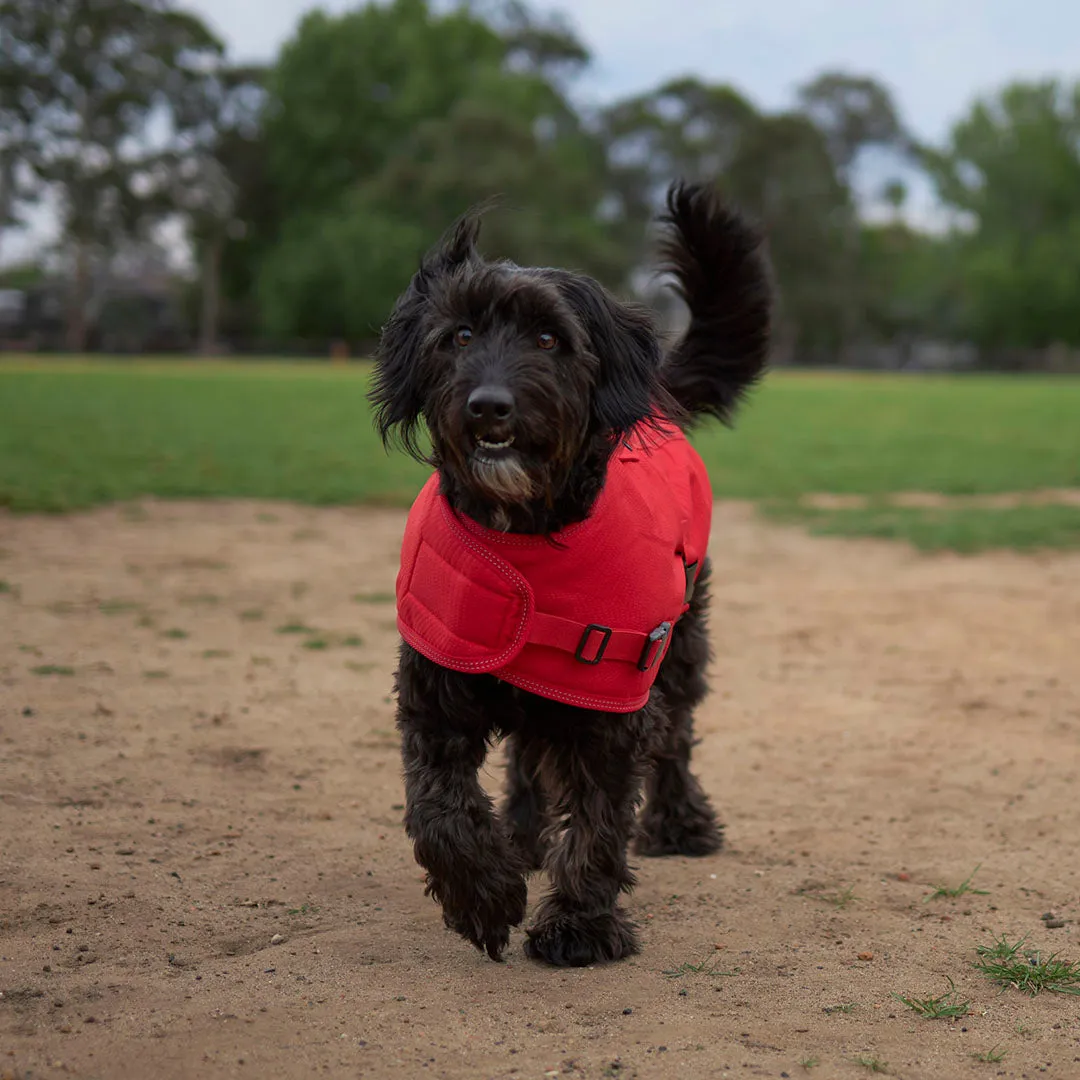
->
[422,212,482,277]
[369,212,484,459]
[369,283,430,460]
[557,275,667,438]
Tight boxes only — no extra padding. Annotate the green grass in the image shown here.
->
[0,359,425,512]
[891,978,971,1018]
[972,1046,1008,1063]
[924,865,990,901]
[1,361,1078,550]
[824,885,859,909]
[851,1055,889,1074]
[974,935,1080,996]
[662,953,740,979]
[800,883,859,909]
[764,502,1080,552]
[98,598,142,615]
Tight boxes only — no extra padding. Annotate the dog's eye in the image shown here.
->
[537,332,557,351]
[454,327,473,348]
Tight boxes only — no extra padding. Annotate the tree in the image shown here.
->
[797,72,910,354]
[724,112,851,354]
[171,63,266,354]
[0,1,44,249]
[252,0,625,345]
[488,0,591,83]
[927,79,1080,348]
[600,78,758,259]
[798,72,908,180]
[262,0,505,223]
[881,179,908,222]
[2,0,223,350]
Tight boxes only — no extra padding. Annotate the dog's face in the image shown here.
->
[370,215,666,511]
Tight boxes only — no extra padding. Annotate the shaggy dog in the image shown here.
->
[370,181,773,967]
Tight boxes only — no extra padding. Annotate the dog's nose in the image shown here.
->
[466,386,515,424]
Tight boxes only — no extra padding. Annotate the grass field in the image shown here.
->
[2,358,1078,550]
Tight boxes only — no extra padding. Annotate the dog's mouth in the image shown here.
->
[473,433,516,456]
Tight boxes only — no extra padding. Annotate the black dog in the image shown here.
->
[370,181,772,966]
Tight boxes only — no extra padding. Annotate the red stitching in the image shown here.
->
[435,500,532,666]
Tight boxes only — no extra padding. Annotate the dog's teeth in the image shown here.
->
[477,436,514,450]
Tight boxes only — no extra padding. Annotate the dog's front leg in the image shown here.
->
[396,648,527,960]
[523,705,657,967]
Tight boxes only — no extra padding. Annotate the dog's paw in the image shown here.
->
[635,808,725,857]
[524,908,639,967]
[437,867,528,961]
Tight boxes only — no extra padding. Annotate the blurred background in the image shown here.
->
[4,13,1080,1077]
[2,0,1079,371]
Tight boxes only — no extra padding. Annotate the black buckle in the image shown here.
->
[575,624,612,665]
[637,621,672,671]
[683,559,699,604]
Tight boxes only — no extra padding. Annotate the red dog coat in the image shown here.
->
[395,420,712,712]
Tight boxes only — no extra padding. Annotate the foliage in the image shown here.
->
[0,0,224,347]
[1,0,1079,359]
[926,80,1080,348]
[252,0,620,343]
[973,936,1080,996]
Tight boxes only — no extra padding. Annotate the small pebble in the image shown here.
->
[858,952,874,961]
[622,1008,632,1015]
[271,934,284,945]
[1045,919,1066,929]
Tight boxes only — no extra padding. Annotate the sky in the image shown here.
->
[5,0,1078,263]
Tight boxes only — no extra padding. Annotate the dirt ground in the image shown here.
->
[1,498,1078,1080]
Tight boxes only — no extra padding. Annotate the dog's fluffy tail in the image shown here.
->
[657,181,773,426]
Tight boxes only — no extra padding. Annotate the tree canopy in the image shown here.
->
[1,0,1078,361]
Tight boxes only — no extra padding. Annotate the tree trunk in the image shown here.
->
[66,241,90,353]
[198,234,222,356]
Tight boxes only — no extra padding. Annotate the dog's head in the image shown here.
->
[369,212,668,511]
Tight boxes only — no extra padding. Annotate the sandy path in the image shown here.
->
[1,499,1078,1080]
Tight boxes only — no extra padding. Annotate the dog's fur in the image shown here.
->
[370,181,773,966]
